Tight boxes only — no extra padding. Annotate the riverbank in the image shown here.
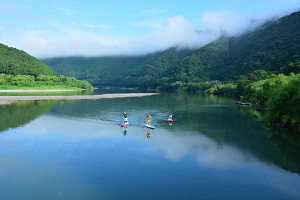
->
[0,89,77,92]
[0,91,159,105]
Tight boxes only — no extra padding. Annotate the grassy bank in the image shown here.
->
[0,85,86,91]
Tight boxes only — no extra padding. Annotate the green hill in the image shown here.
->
[163,37,229,83]
[42,47,194,87]
[0,43,56,76]
[0,43,93,90]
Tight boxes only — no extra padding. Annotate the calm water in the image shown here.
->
[0,91,299,200]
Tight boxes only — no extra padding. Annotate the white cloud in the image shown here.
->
[0,15,216,58]
[138,15,217,51]
[199,10,261,36]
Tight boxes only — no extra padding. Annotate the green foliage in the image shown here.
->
[0,43,56,76]
[206,70,270,96]
[263,73,300,130]
[163,37,229,83]
[184,82,215,92]
[11,75,35,87]
[206,83,237,94]
[278,60,300,75]
[0,73,93,90]
[235,70,270,96]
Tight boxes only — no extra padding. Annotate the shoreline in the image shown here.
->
[0,91,159,105]
[0,89,77,92]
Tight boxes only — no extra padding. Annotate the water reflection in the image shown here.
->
[0,100,58,132]
[121,125,128,136]
[236,104,300,174]
[2,113,299,199]
[0,92,300,200]
[146,128,151,139]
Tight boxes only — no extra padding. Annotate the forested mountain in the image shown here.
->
[42,47,194,87]
[0,43,56,76]
[164,37,229,83]
[42,10,300,88]
[224,11,300,79]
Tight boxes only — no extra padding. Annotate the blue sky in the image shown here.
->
[0,0,299,58]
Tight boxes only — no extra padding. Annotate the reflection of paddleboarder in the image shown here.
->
[123,128,127,137]
[147,128,151,139]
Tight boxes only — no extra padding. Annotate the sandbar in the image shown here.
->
[0,90,159,105]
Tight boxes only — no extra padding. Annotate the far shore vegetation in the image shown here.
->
[163,60,300,134]
[0,74,93,90]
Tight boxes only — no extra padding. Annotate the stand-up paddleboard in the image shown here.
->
[120,122,129,127]
[144,124,155,129]
[168,118,173,122]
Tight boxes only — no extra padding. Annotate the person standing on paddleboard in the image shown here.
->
[123,112,128,124]
[147,114,151,125]
[168,111,172,120]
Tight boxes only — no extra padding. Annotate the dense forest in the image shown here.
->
[0,43,93,90]
[42,11,300,89]
[0,43,56,76]
[42,47,195,87]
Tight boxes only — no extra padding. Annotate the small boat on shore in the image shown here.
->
[235,101,251,106]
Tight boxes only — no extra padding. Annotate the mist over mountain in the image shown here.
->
[42,10,300,88]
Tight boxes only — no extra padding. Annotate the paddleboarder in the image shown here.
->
[123,112,128,124]
[146,114,151,125]
[168,111,172,120]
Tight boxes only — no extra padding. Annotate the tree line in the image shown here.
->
[0,74,93,90]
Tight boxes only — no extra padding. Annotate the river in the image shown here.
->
[0,90,299,200]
